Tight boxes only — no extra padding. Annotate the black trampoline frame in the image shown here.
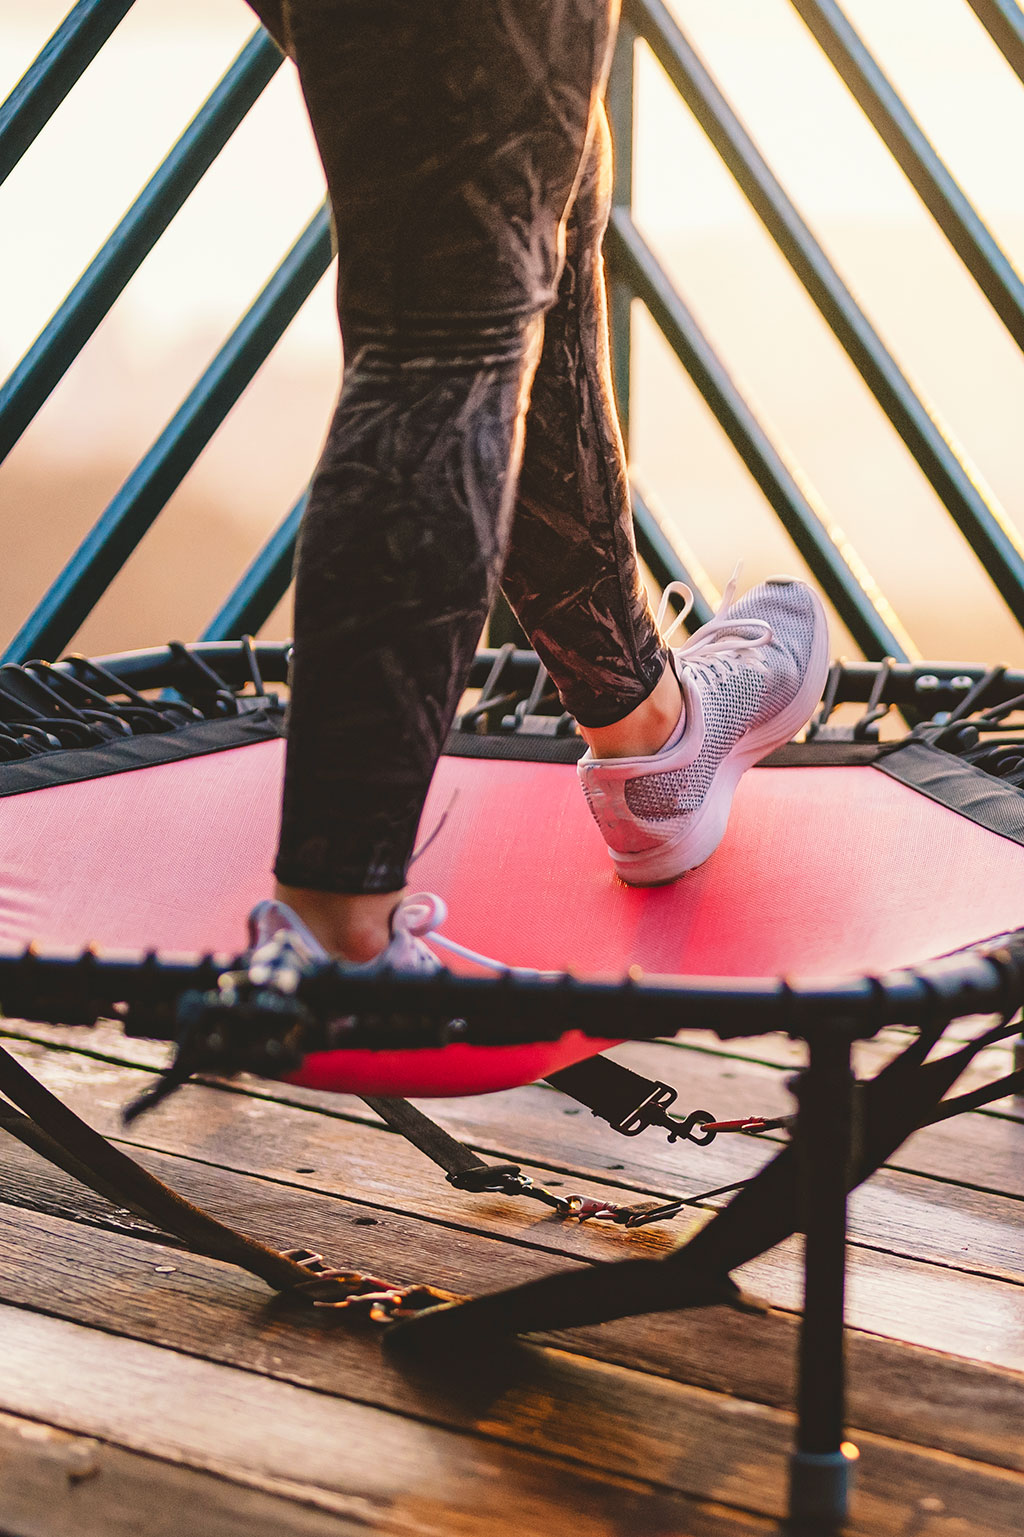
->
[2,641,1024,1528]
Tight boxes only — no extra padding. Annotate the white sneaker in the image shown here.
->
[246,892,539,982]
[247,892,448,982]
[577,572,830,886]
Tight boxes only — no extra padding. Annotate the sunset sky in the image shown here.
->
[2,0,1023,662]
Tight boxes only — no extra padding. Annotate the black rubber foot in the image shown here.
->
[788,1444,858,1527]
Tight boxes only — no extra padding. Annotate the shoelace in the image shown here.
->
[123,897,546,1125]
[253,892,551,983]
[398,892,555,979]
[656,568,773,685]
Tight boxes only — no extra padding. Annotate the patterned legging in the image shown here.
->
[247,0,668,893]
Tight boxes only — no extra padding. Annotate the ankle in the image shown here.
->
[581,664,684,760]
[273,883,404,963]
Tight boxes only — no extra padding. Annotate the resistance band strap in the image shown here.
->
[391,1015,1023,1347]
[360,1093,698,1225]
[0,1042,312,1288]
[545,1055,698,1138]
[361,1095,528,1193]
[0,1044,455,1316]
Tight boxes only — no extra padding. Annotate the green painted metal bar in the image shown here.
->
[965,0,1024,84]
[201,478,713,646]
[792,0,1024,352]
[624,0,1024,628]
[202,492,306,641]
[607,208,911,660]
[2,207,333,665]
[606,17,637,443]
[0,29,282,467]
[605,26,714,630]
[631,483,716,627]
[0,0,137,188]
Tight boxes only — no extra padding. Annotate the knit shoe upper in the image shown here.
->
[578,574,830,885]
[247,893,450,983]
[246,891,545,988]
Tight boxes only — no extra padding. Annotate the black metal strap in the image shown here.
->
[361,1095,524,1191]
[388,1012,1021,1348]
[0,1044,449,1317]
[545,1054,718,1144]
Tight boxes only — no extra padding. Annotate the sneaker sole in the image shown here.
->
[610,586,832,887]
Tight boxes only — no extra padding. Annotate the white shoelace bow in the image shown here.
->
[252,892,549,983]
[396,892,553,979]
[656,567,774,682]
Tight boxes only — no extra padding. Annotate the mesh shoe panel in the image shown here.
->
[622,581,818,823]
[624,667,766,820]
[729,582,818,670]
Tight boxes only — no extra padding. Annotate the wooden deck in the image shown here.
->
[0,1016,1021,1536]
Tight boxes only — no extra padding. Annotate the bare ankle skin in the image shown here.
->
[273,884,405,963]
[580,663,684,760]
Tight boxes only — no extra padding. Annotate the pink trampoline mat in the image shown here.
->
[4,738,1021,1096]
[2,738,1022,980]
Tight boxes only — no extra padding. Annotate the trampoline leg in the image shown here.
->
[788,1029,859,1528]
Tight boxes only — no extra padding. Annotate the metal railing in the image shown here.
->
[0,3,328,663]
[2,0,1024,668]
[0,29,283,464]
[608,0,1024,660]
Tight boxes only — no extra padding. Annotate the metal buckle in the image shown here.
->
[610,1085,721,1147]
[612,1081,678,1135]
[281,1248,453,1322]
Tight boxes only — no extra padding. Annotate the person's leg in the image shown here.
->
[500,103,680,757]
[500,103,830,885]
[246,0,295,57]
[258,0,619,957]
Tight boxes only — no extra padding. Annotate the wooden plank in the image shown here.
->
[425,1039,1024,1201]
[6,1038,1021,1288]
[0,1409,376,1537]
[665,1025,1022,1117]
[2,1046,1021,1381]
[7,1016,1021,1150]
[2,1173,1022,1476]
[10,1012,1020,1094]
[1,1299,1022,1535]
[7,1017,1020,1196]
[1,1108,1019,1387]
[0,1305,767,1537]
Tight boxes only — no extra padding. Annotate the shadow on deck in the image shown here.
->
[0,1016,1020,1536]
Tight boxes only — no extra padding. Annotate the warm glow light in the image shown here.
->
[2,0,1023,661]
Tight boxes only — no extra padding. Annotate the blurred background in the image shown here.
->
[2,0,1023,663]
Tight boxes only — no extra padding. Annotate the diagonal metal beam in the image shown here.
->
[0,29,282,466]
[608,210,913,660]
[202,492,307,642]
[2,208,333,665]
[965,0,1024,85]
[791,0,1024,353]
[631,481,717,628]
[0,0,138,187]
[623,0,1024,629]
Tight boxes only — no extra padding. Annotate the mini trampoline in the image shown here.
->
[1,639,1022,1526]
